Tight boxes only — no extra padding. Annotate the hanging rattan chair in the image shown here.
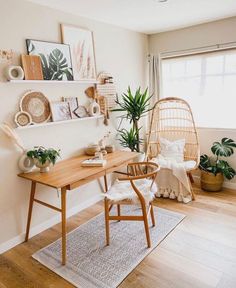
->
[146,97,200,200]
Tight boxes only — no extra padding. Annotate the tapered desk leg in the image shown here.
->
[61,187,67,265]
[25,181,36,242]
[104,175,108,192]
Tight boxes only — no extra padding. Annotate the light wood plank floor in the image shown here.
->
[1,185,236,288]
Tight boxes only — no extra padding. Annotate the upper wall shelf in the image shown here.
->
[9,80,99,84]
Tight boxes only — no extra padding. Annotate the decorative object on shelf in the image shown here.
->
[199,138,236,192]
[0,122,34,172]
[88,101,100,117]
[61,24,96,81]
[74,105,89,118]
[85,144,100,156]
[21,55,43,80]
[97,95,109,125]
[85,86,96,99]
[26,39,73,81]
[96,72,117,109]
[50,101,72,122]
[85,86,109,125]
[112,86,153,152]
[4,65,24,80]
[62,97,79,119]
[0,49,13,61]
[20,90,51,124]
[14,111,32,127]
[27,146,60,173]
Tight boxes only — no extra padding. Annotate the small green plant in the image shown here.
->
[112,86,153,152]
[27,146,60,165]
[199,138,236,180]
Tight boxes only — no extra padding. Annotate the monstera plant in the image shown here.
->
[112,87,153,152]
[39,49,73,81]
[199,138,236,191]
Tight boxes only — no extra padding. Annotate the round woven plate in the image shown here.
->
[15,111,32,127]
[20,91,51,124]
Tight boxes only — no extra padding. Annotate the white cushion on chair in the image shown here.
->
[159,137,185,163]
[104,179,157,204]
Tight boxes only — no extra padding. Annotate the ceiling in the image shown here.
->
[27,0,236,34]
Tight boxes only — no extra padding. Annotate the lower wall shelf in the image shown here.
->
[16,115,104,130]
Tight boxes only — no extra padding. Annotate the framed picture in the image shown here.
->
[61,24,97,81]
[50,101,72,122]
[62,97,79,119]
[26,39,73,81]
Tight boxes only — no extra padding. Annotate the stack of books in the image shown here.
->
[81,158,107,167]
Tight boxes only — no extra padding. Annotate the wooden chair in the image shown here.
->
[104,162,160,248]
[146,97,200,200]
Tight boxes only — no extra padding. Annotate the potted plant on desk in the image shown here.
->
[199,138,236,191]
[27,146,60,172]
[112,86,154,160]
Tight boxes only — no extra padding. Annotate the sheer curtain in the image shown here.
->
[161,49,236,129]
[149,54,160,106]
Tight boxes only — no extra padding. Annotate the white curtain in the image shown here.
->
[149,54,160,106]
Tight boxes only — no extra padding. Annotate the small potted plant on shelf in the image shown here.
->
[199,138,236,191]
[112,86,154,157]
[27,146,60,173]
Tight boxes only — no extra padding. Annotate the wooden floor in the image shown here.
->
[1,184,236,288]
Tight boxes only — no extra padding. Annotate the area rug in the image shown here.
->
[33,206,185,288]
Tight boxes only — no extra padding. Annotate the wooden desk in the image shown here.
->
[18,151,138,265]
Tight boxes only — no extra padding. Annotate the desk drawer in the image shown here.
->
[69,171,106,190]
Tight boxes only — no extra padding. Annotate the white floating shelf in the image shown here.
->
[9,79,99,84]
[16,115,104,130]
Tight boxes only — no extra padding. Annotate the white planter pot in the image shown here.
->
[34,159,51,173]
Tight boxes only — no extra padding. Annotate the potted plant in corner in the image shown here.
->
[27,146,60,173]
[199,138,236,191]
[112,86,154,159]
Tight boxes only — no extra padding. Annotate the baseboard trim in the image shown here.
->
[0,194,102,254]
[193,175,236,190]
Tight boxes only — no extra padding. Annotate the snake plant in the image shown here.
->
[112,86,153,152]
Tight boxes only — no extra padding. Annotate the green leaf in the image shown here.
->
[211,138,236,157]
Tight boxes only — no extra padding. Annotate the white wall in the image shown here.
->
[149,17,236,188]
[0,0,148,252]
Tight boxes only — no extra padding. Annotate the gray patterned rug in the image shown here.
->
[33,206,185,288]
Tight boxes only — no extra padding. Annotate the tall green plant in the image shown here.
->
[112,87,153,152]
[199,138,236,180]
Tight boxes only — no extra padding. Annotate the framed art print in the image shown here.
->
[50,101,72,122]
[62,96,79,119]
[61,24,97,81]
[26,39,73,81]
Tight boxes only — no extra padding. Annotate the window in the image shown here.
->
[161,49,236,129]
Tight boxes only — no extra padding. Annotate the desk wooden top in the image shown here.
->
[18,151,139,189]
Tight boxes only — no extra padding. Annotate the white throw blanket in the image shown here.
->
[151,155,196,204]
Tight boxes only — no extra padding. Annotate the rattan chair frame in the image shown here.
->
[146,97,200,200]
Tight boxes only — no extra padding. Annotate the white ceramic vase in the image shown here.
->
[18,152,35,172]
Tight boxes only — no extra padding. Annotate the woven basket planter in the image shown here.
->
[200,170,224,192]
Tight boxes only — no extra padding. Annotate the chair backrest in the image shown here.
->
[146,97,200,168]
[126,162,160,180]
